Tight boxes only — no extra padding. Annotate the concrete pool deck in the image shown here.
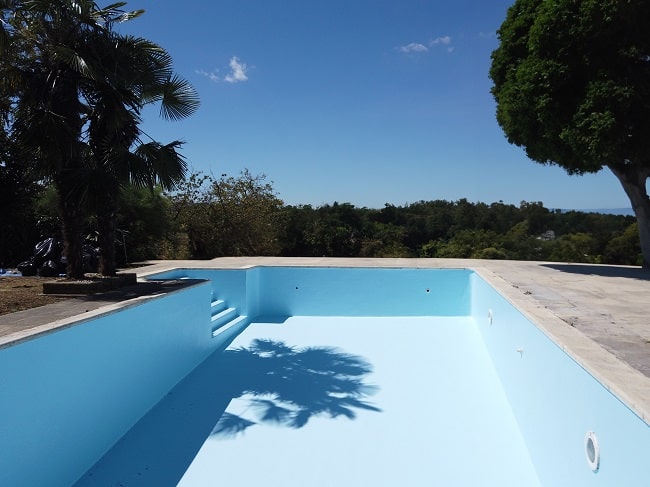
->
[2,257,650,423]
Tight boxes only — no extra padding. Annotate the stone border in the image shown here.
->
[42,273,137,295]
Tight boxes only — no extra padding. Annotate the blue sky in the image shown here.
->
[119,0,631,210]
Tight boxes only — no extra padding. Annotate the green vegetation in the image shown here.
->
[1,1,198,277]
[490,0,650,264]
[0,2,645,271]
[1,170,640,267]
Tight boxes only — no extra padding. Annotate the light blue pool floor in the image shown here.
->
[76,317,541,486]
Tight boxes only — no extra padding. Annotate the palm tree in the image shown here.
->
[83,31,198,275]
[84,139,190,276]
[5,1,94,277]
[5,1,198,277]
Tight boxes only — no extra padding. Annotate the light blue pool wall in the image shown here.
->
[3,266,650,486]
[151,267,650,484]
[470,272,650,486]
[0,281,218,487]
[151,268,250,313]
[151,267,472,317]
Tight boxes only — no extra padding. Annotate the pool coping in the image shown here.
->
[2,257,650,424]
[472,264,650,424]
[0,279,207,349]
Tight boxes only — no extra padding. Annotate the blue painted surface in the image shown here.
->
[153,268,250,314]
[471,273,650,486]
[150,267,471,317]
[77,317,541,486]
[256,267,470,316]
[2,267,649,486]
[0,281,216,486]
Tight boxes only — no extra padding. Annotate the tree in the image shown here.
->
[110,185,176,264]
[490,0,650,265]
[4,1,197,277]
[603,223,642,266]
[0,140,44,266]
[547,232,600,264]
[302,203,365,257]
[83,29,198,275]
[171,171,284,258]
[4,0,95,277]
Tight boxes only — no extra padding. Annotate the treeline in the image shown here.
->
[1,170,641,268]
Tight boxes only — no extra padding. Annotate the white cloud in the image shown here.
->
[430,36,452,46]
[195,56,249,84]
[397,42,429,54]
[195,68,220,82]
[396,36,453,56]
[224,56,248,83]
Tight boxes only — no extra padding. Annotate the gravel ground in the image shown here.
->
[0,276,71,316]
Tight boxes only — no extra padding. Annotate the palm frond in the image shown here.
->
[53,45,96,79]
[23,0,54,13]
[115,8,144,23]
[133,140,188,190]
[115,37,173,95]
[99,1,128,9]
[158,74,200,121]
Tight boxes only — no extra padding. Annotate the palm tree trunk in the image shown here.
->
[608,165,650,267]
[56,176,85,279]
[97,196,118,277]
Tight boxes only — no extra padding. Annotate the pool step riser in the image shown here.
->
[211,307,238,325]
[210,294,249,338]
[211,315,249,338]
[210,299,226,315]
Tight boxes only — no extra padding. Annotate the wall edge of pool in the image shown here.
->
[471,266,650,425]
[5,258,650,485]
[139,261,650,425]
[471,268,650,485]
[0,279,220,486]
[142,260,650,425]
[0,278,208,351]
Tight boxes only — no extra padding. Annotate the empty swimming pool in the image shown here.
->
[2,266,649,486]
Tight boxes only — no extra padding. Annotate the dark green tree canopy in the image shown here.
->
[1,0,198,277]
[490,0,650,174]
[490,0,650,265]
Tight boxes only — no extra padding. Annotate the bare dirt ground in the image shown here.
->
[0,276,71,316]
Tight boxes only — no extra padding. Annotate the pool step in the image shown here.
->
[210,295,249,338]
[211,306,238,326]
[212,315,249,338]
[210,299,226,314]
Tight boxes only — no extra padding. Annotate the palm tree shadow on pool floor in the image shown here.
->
[74,339,380,486]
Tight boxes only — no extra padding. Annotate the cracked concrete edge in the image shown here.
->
[474,265,650,424]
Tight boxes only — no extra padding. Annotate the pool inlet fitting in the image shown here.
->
[584,431,600,472]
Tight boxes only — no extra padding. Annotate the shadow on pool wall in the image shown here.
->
[471,273,650,486]
[74,338,380,486]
